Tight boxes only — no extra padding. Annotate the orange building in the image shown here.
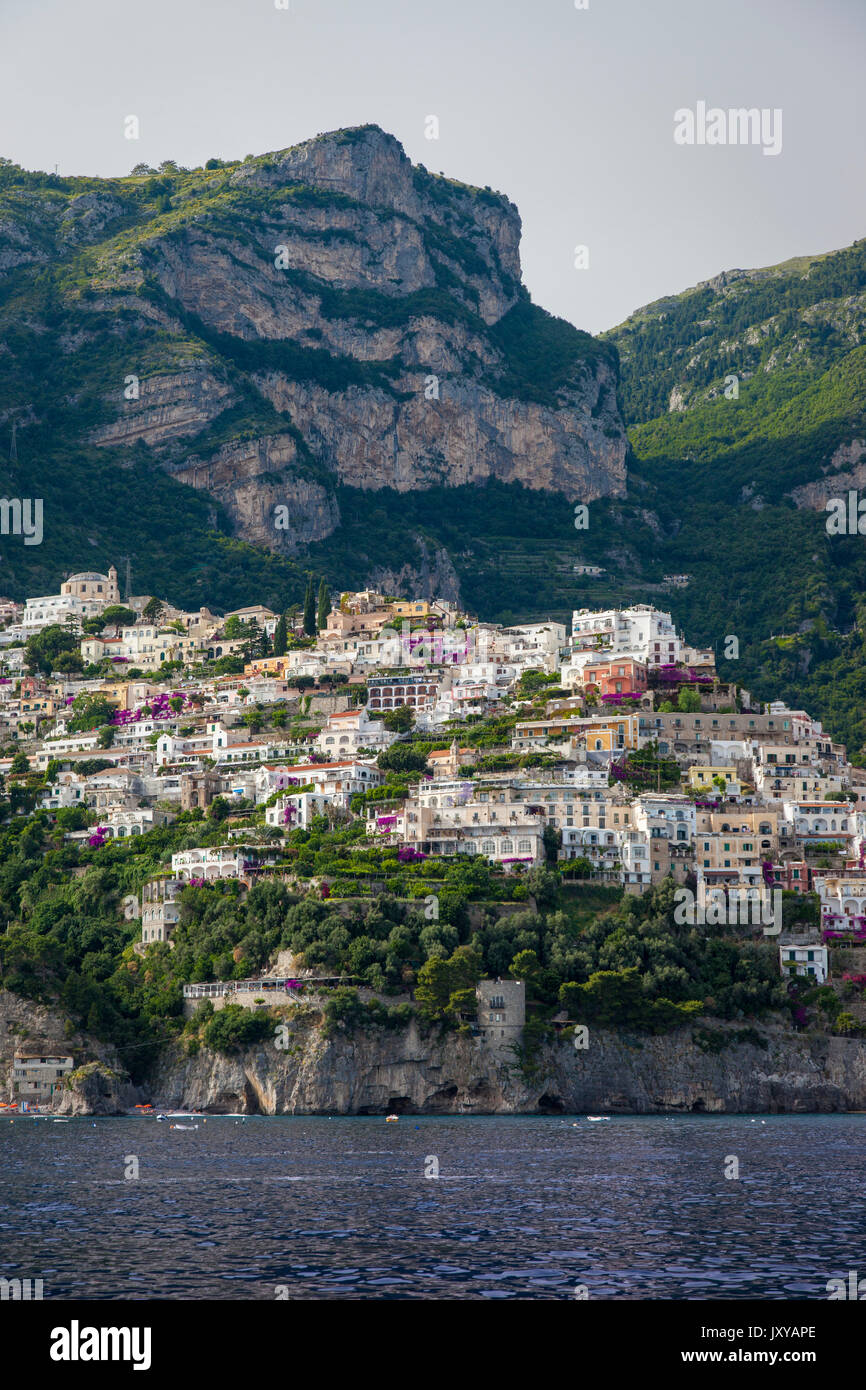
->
[581,657,648,698]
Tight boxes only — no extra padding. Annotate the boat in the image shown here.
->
[385,1114,399,1123]
[170,1123,198,1131]
[52,1119,70,1124]
[586,1116,610,1122]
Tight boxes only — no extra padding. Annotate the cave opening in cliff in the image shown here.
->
[537,1092,565,1114]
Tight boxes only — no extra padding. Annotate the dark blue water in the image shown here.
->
[1,1114,864,1299]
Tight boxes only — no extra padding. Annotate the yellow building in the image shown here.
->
[390,600,431,619]
[513,712,640,753]
[687,765,742,795]
[243,656,293,678]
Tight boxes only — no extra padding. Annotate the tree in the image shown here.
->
[24,624,79,675]
[382,704,414,732]
[142,598,165,625]
[240,619,264,662]
[377,743,428,775]
[542,823,562,864]
[203,1004,272,1053]
[54,651,84,675]
[97,725,115,749]
[316,579,331,632]
[100,606,136,628]
[677,686,702,713]
[68,694,114,732]
[303,574,316,637]
[273,612,288,657]
[415,946,482,1023]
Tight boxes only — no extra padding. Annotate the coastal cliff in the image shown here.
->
[146,1017,866,1116]
[6,988,863,1117]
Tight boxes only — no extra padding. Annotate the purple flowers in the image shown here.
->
[111,691,189,725]
[88,826,109,848]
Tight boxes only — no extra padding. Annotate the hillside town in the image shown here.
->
[1,566,865,1107]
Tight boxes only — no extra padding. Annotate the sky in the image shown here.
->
[1,0,863,333]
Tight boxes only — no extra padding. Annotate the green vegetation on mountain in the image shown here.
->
[1,130,865,759]
[0,806,800,1077]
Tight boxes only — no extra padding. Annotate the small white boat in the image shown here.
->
[586,1116,610,1122]
[385,1114,399,1123]
[171,1123,198,1131]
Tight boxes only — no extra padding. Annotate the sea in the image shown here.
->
[1,1114,864,1300]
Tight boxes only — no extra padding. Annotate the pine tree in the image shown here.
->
[273,612,288,657]
[303,574,316,636]
[316,578,331,632]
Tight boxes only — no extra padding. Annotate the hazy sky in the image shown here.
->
[2,0,863,333]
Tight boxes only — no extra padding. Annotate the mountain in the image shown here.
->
[0,126,625,609]
[599,239,866,759]
[2,127,866,755]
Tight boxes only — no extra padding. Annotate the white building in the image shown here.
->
[632,794,697,846]
[316,707,395,756]
[266,790,331,830]
[171,847,248,881]
[779,944,828,984]
[22,567,121,632]
[12,1051,74,1105]
[565,605,683,683]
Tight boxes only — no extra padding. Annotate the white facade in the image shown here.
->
[779,944,828,984]
[172,847,248,881]
[23,569,120,632]
[569,604,682,669]
[266,791,331,829]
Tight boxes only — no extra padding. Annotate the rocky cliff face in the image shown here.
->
[5,985,862,1116]
[77,125,626,555]
[0,989,141,1115]
[146,1017,866,1116]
